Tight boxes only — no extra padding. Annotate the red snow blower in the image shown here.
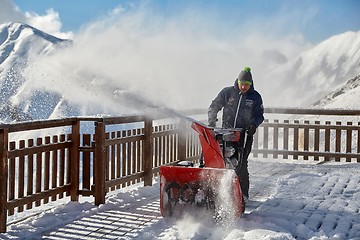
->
[160,120,245,218]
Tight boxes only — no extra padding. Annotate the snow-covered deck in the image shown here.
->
[2,158,359,239]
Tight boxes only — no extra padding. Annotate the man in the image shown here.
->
[208,67,264,202]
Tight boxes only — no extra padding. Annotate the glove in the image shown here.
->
[208,120,216,127]
[247,124,256,135]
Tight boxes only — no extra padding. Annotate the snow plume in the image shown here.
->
[211,170,239,226]
[19,1,313,117]
[24,9,73,39]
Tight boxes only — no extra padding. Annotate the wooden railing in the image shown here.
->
[0,108,359,232]
[255,108,360,162]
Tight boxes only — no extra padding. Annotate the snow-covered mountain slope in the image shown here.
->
[268,31,360,107]
[312,75,360,109]
[0,22,70,122]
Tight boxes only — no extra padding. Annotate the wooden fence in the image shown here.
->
[0,108,359,232]
[255,108,360,162]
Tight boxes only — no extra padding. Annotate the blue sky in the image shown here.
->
[8,0,360,43]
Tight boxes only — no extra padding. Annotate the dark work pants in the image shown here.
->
[234,134,253,198]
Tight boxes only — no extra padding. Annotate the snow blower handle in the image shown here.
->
[214,128,244,142]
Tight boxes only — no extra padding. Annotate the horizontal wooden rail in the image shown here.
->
[252,149,360,159]
[6,185,71,210]
[264,107,360,115]
[8,141,72,158]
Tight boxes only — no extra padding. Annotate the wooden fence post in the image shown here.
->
[346,122,352,162]
[94,121,106,205]
[304,121,310,160]
[143,118,153,186]
[324,121,331,161]
[293,120,299,160]
[263,119,269,158]
[283,120,289,159]
[358,122,360,163]
[70,120,80,201]
[273,119,279,159]
[314,121,320,161]
[178,118,187,161]
[335,121,342,162]
[0,128,8,233]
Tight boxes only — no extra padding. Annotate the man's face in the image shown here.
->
[238,82,251,94]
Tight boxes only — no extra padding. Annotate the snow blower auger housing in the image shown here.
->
[160,121,244,218]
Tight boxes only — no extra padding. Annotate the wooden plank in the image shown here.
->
[253,130,259,158]
[121,130,126,188]
[8,142,15,215]
[304,121,310,160]
[260,122,359,130]
[164,125,169,163]
[44,136,50,204]
[70,121,80,201]
[264,108,360,116]
[161,125,166,165]
[325,121,331,161]
[59,134,65,199]
[101,115,146,125]
[82,134,91,191]
[8,141,72,159]
[94,121,106,206]
[26,139,34,209]
[263,119,269,158]
[5,118,77,133]
[170,131,175,165]
[137,129,142,183]
[104,134,144,146]
[283,120,289,159]
[346,122,352,162]
[35,138,42,207]
[110,132,116,191]
[143,118,153,186]
[273,120,279,159]
[151,128,178,138]
[104,133,109,191]
[127,130,132,186]
[132,129,137,184]
[18,140,25,212]
[116,131,121,189]
[106,172,144,189]
[313,121,320,161]
[335,121,341,162]
[7,185,71,210]
[154,126,159,168]
[358,122,360,163]
[66,134,72,197]
[293,120,299,160]
[51,136,58,201]
[251,149,360,159]
[167,125,171,162]
[0,129,8,233]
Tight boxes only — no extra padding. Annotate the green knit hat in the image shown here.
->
[237,67,253,85]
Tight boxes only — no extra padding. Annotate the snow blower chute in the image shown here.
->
[160,120,244,218]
